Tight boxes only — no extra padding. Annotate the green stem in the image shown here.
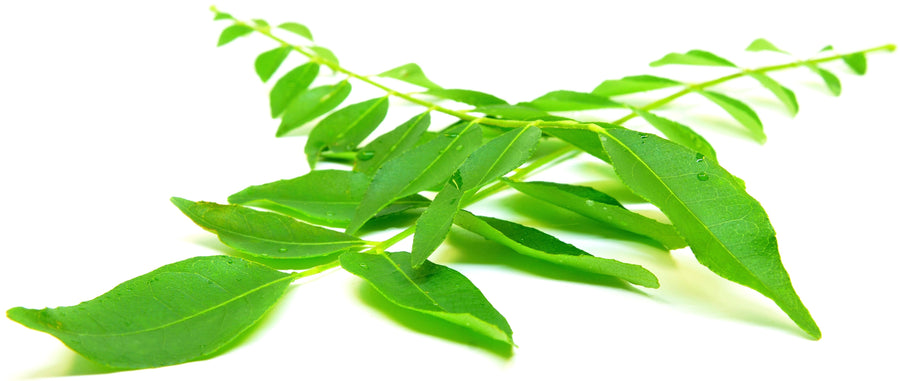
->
[289,260,341,281]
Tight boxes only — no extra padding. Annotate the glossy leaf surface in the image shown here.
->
[277,81,352,137]
[356,112,432,176]
[748,73,799,116]
[277,22,313,40]
[526,90,623,111]
[635,110,717,160]
[254,46,291,82]
[269,63,320,118]
[7,256,294,369]
[592,75,682,96]
[378,63,442,89]
[649,50,737,68]
[305,97,389,168]
[697,90,766,143]
[542,125,615,163]
[217,24,253,47]
[422,88,508,107]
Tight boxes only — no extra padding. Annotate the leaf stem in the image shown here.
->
[289,260,341,281]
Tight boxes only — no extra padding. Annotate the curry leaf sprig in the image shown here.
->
[6,7,894,370]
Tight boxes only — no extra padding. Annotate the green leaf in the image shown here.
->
[341,251,513,345]
[748,72,799,116]
[649,50,737,68]
[213,11,234,21]
[277,81,352,137]
[601,128,820,339]
[172,198,365,260]
[592,75,682,96]
[228,170,429,228]
[269,63,320,118]
[7,255,295,369]
[304,97,390,168]
[842,53,867,75]
[501,179,687,250]
[542,125,616,163]
[474,104,564,121]
[310,46,339,66]
[278,22,313,40]
[252,19,269,28]
[454,211,659,288]
[525,90,623,111]
[696,90,766,143]
[745,38,788,54]
[635,110,717,160]
[411,184,464,266]
[217,24,254,47]
[378,63,442,90]
[346,121,483,234]
[254,46,292,83]
[422,88,508,107]
[355,112,432,176]
[806,64,842,96]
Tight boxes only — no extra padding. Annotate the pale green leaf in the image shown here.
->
[696,90,766,143]
[7,256,295,369]
[213,11,234,21]
[748,73,799,116]
[304,97,390,168]
[310,46,339,66]
[252,19,269,28]
[842,53,867,75]
[277,81,352,137]
[217,25,254,47]
[356,112,432,176]
[525,90,623,111]
[806,64,841,96]
[454,211,659,288]
[745,38,788,54]
[635,110,717,160]
[278,22,313,41]
[378,63,442,90]
[422,88,508,107]
[269,63,320,118]
[649,50,737,68]
[592,75,682,96]
[601,128,820,339]
[474,104,564,121]
[254,46,292,83]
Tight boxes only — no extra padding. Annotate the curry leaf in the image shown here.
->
[748,72,799,116]
[355,112,432,176]
[378,63,442,89]
[310,46,339,66]
[745,38,788,54]
[305,97,390,168]
[254,46,292,82]
[525,90,623,111]
[278,22,313,40]
[277,81,352,137]
[592,75,682,96]
[634,110,717,160]
[649,50,737,68]
[422,88,508,107]
[217,24,253,47]
[806,64,842,96]
[474,104,564,121]
[696,90,766,143]
[269,62,320,118]
[842,53,867,75]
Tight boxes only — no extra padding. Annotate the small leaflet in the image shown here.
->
[254,46,292,82]
[842,53,867,75]
[745,38,788,54]
[635,110,717,160]
[378,63,442,90]
[748,73,799,116]
[649,50,738,68]
[474,104,562,121]
[525,90,624,111]
[805,63,842,96]
[278,22,314,41]
[422,88,508,107]
[355,112,432,176]
[217,24,254,47]
[310,46,339,66]
[269,63,321,118]
[304,97,390,168]
[696,90,766,143]
[542,124,619,163]
[277,81,352,137]
[592,75,682,96]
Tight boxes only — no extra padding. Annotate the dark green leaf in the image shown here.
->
[217,24,254,47]
[601,128,820,339]
[501,179,686,250]
[748,73,799,116]
[842,53,867,75]
[806,64,841,96]
[172,197,365,259]
[635,110,717,160]
[454,211,659,288]
[346,121,483,234]
[304,97,390,168]
[696,90,766,143]
[745,38,788,54]
[310,46,339,66]
[525,90,623,111]
[8,256,295,369]
[254,46,292,83]
[592,75,682,96]
[341,251,513,345]
[356,112,432,176]
[378,63,442,89]
[278,22,313,40]
[277,81,352,137]
[649,50,737,68]
[474,104,564,121]
[422,88,508,107]
[269,63,320,118]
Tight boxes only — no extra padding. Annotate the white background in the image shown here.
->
[1,1,898,380]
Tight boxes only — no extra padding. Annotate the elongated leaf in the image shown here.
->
[7,256,295,369]
[172,197,364,259]
[745,38,787,54]
[649,50,737,68]
[252,19,269,28]
[474,104,565,121]
[411,184,464,266]
[346,121,483,234]
[592,75,682,96]
[806,64,841,96]
[502,179,686,250]
[422,88,508,107]
[635,110,717,160]
[254,46,291,82]
[277,81,352,137]
[278,22,313,40]
[542,125,617,163]
[696,90,766,143]
[454,211,658,288]
[341,251,513,345]
[310,46,339,66]
[748,72,799,116]
[525,90,623,111]
[212,11,234,21]
[842,53,867,75]
[305,97,390,168]
[217,24,253,47]
[356,112,431,176]
[601,128,820,338]
[269,63,320,118]
[378,63,442,90]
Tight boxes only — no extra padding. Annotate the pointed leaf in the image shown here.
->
[341,251,513,345]
[454,211,658,288]
[378,63,442,89]
[745,38,788,54]
[748,72,799,116]
[172,197,364,259]
[592,75,682,96]
[542,125,617,163]
[217,24,254,47]
[213,11,234,21]
[806,64,841,96]
[7,256,295,369]
[310,46,339,66]
[254,46,292,82]
[474,104,565,121]
[252,19,269,28]
[356,112,431,176]
[278,22,313,40]
[501,179,686,250]
[305,97,390,168]
[269,62,320,118]
[346,121,483,234]
[422,88,508,107]
[842,53,867,75]
[649,50,737,68]
[601,128,820,338]
[277,81,352,137]
[411,184,464,266]
[525,90,623,111]
[635,110,717,160]
[696,90,766,143]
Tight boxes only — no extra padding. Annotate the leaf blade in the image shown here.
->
[277,22,313,40]
[748,73,799,116]
[745,38,788,54]
[277,81,352,137]
[635,110,717,160]
[378,63,442,89]
[355,112,432,176]
[422,88,508,107]
[269,63,320,118]
[217,24,253,47]
[526,90,623,111]
[842,52,867,75]
[806,64,842,96]
[304,97,390,168]
[592,75,682,96]
[254,46,292,83]
[696,90,766,143]
[649,50,737,68]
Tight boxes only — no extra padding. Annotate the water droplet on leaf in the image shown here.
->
[359,263,369,270]
[455,145,463,151]
[444,132,459,138]
[357,150,376,161]
[585,200,595,207]
[695,153,705,162]
[697,172,709,181]
[278,247,288,253]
